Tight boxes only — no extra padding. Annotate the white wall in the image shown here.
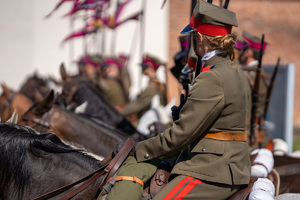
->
[0,0,169,96]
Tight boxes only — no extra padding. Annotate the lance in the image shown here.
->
[137,0,146,93]
[110,0,121,56]
[264,57,280,119]
[250,34,265,143]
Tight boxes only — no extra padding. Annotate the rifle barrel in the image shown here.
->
[250,34,265,139]
[264,57,280,119]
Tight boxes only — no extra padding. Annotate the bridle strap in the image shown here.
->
[21,115,51,129]
[60,138,135,200]
[21,107,54,129]
[98,138,135,190]
[34,138,135,200]
[34,156,112,200]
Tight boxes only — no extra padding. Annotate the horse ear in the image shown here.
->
[60,62,69,81]
[1,83,11,97]
[6,109,18,124]
[35,90,55,115]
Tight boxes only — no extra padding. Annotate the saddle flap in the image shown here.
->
[227,177,258,200]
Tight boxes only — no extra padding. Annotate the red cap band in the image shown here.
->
[243,37,267,50]
[104,58,123,68]
[143,58,159,70]
[190,14,232,36]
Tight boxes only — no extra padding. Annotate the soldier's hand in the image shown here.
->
[113,140,136,157]
[171,94,185,121]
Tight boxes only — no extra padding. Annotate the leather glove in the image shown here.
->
[171,94,185,121]
[113,140,137,157]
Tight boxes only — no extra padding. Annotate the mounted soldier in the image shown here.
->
[102,1,251,199]
[100,57,129,110]
[238,31,271,151]
[232,30,250,67]
[120,54,166,126]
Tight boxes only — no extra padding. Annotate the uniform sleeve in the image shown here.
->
[120,85,157,116]
[136,71,225,162]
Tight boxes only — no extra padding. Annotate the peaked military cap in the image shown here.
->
[180,0,238,36]
[242,31,267,50]
[233,31,250,50]
[141,54,165,70]
[102,57,124,69]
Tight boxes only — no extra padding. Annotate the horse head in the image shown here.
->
[0,83,33,122]
[20,90,55,132]
[0,122,104,199]
[19,72,50,103]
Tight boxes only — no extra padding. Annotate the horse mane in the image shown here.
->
[0,122,82,198]
[76,81,116,110]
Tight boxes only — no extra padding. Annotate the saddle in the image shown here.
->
[142,160,172,200]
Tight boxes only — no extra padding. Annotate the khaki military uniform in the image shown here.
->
[120,78,166,118]
[101,78,128,107]
[107,55,251,200]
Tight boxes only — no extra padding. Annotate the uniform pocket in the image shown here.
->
[190,138,225,155]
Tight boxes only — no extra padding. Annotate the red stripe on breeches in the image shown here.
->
[163,176,202,200]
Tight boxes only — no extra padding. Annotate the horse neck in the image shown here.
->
[71,81,139,136]
[49,106,125,157]
[25,150,104,200]
[12,93,33,113]
[74,82,123,123]
[1,93,33,122]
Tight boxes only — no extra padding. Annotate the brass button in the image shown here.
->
[144,153,150,159]
[201,148,205,152]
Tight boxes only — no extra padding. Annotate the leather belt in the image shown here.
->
[202,131,247,141]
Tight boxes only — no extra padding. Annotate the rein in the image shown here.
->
[34,138,135,200]
[21,107,54,129]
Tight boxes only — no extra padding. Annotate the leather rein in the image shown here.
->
[34,138,135,200]
[21,106,53,129]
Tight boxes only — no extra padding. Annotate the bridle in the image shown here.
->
[33,138,135,200]
[21,105,53,130]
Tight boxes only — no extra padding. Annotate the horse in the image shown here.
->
[20,90,141,157]
[0,121,107,200]
[0,83,33,122]
[19,72,50,103]
[58,75,141,137]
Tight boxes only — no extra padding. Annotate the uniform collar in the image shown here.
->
[204,52,230,67]
[201,50,222,66]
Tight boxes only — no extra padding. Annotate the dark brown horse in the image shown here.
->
[0,122,106,200]
[19,73,51,103]
[20,90,135,157]
[57,73,142,137]
[0,84,33,122]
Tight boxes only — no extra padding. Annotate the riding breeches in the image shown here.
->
[152,175,241,200]
[105,156,159,200]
